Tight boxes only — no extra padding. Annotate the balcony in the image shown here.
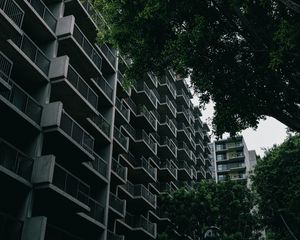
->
[57,17,102,79]
[111,157,127,184]
[158,95,176,118]
[177,105,190,125]
[195,126,205,139]
[83,152,108,183]
[107,231,125,240]
[176,88,190,107]
[86,114,111,143]
[217,162,246,173]
[50,61,99,117]
[0,51,12,90]
[117,71,131,97]
[196,139,205,152]
[177,122,191,143]
[196,153,205,166]
[206,168,213,179]
[0,138,33,186]
[150,182,172,195]
[157,75,176,99]
[119,153,157,183]
[42,107,95,161]
[176,161,192,180]
[149,207,170,228]
[109,193,126,218]
[0,0,24,40]
[197,166,206,180]
[157,160,177,181]
[118,182,156,210]
[0,212,23,240]
[215,141,243,152]
[0,78,43,129]
[145,72,158,88]
[156,114,177,137]
[113,127,129,152]
[115,97,130,125]
[9,33,50,83]
[91,74,114,106]
[177,141,192,162]
[154,134,177,159]
[131,80,157,109]
[96,43,117,72]
[216,152,244,163]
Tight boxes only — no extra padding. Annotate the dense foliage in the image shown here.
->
[94,0,300,136]
[252,134,300,239]
[159,181,261,240]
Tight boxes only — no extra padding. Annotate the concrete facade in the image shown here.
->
[0,1,211,239]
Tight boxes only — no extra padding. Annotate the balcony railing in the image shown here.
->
[111,157,126,180]
[137,105,156,128]
[73,23,102,71]
[0,80,43,124]
[136,130,156,153]
[79,0,108,29]
[0,51,12,84]
[92,74,113,101]
[0,212,23,239]
[109,193,125,215]
[90,114,110,137]
[67,65,98,109]
[147,72,158,86]
[160,160,177,177]
[177,105,190,121]
[115,97,129,120]
[160,136,176,154]
[107,231,124,240]
[218,162,246,171]
[178,122,191,140]
[0,138,33,181]
[114,127,128,149]
[12,33,51,75]
[178,141,191,157]
[60,110,95,153]
[121,182,156,207]
[159,76,176,96]
[125,214,156,236]
[86,196,105,223]
[52,163,90,205]
[132,80,157,106]
[26,0,57,31]
[160,95,176,116]
[177,161,192,175]
[88,152,107,178]
[100,43,116,67]
[0,0,24,27]
[177,88,190,106]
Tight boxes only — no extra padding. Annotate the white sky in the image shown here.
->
[191,98,288,157]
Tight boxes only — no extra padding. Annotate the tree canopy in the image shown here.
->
[94,0,300,136]
[159,181,261,240]
[252,134,300,239]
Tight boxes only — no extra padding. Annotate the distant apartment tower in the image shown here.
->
[212,136,257,182]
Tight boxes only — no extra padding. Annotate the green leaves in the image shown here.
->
[160,181,261,240]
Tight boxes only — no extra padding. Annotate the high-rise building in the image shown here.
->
[0,1,211,240]
[212,136,257,183]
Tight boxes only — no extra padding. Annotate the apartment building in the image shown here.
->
[0,0,211,239]
[212,136,257,183]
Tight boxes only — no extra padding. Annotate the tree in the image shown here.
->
[159,181,261,240]
[94,0,300,136]
[252,134,300,240]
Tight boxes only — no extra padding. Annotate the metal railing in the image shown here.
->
[92,74,113,101]
[109,193,125,215]
[136,215,156,236]
[160,160,177,177]
[159,114,176,134]
[135,130,156,153]
[123,97,137,114]
[121,182,156,206]
[0,0,24,27]
[160,95,176,116]
[178,141,191,157]
[177,105,190,122]
[111,158,126,180]
[12,33,51,75]
[79,0,108,29]
[177,161,192,175]
[52,163,90,205]
[88,152,107,178]
[86,196,105,223]
[159,75,176,96]
[100,43,116,67]
[161,136,176,155]
[0,51,13,84]
[114,127,128,149]
[26,0,57,31]
[107,231,124,240]
[73,23,102,71]
[0,80,42,124]
[0,212,23,239]
[137,105,156,128]
[115,97,129,120]
[133,80,157,106]
[90,114,110,137]
[0,138,34,181]
[177,88,190,106]
[67,65,98,109]
[218,162,246,171]
[147,72,158,86]
[60,110,95,153]
[178,122,191,140]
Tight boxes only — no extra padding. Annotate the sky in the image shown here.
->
[191,98,288,157]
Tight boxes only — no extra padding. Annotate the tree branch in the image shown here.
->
[278,0,300,13]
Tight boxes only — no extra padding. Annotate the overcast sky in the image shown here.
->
[192,98,288,157]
